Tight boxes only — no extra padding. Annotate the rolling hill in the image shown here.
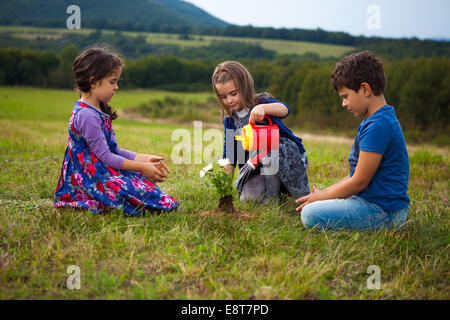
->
[0,0,230,29]
[0,0,448,60]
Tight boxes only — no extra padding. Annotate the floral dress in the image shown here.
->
[54,101,179,215]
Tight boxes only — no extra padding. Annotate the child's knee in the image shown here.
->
[240,175,266,201]
[300,203,322,230]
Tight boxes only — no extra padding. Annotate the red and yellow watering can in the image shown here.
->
[235,116,280,169]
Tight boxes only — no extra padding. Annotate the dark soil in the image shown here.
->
[200,195,254,221]
[218,195,236,213]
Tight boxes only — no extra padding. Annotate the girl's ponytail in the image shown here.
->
[99,101,118,120]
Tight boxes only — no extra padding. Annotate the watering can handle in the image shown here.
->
[251,115,272,127]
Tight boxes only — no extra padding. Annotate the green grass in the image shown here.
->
[0,25,354,59]
[0,86,449,299]
[0,86,214,122]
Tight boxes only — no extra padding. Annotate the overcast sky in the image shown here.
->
[184,0,450,40]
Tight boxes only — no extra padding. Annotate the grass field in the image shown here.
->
[0,25,354,58]
[0,86,448,299]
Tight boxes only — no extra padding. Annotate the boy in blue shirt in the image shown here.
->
[296,50,410,231]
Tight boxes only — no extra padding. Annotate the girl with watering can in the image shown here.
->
[212,61,310,203]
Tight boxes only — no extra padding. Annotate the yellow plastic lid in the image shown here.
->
[235,124,253,151]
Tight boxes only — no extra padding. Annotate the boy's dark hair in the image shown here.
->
[330,50,386,96]
[73,46,123,119]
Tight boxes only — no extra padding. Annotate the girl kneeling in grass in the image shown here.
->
[54,47,178,215]
[212,61,310,203]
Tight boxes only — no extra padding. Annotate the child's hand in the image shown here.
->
[223,164,235,175]
[140,161,168,183]
[295,184,322,212]
[249,105,265,124]
[154,160,170,175]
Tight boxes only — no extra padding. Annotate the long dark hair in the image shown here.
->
[73,47,123,119]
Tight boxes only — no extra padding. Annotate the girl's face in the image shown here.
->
[91,67,122,104]
[215,80,244,112]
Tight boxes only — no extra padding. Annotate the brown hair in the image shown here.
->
[330,50,386,96]
[73,46,123,119]
[212,61,270,118]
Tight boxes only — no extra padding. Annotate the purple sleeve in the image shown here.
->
[73,109,126,170]
[110,129,136,160]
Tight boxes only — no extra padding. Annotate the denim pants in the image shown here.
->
[301,195,409,231]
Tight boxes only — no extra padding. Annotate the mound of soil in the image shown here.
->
[200,195,254,221]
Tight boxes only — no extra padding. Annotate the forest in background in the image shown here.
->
[0,16,448,146]
[1,0,449,60]
[1,42,447,145]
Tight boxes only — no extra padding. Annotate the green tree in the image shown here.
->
[47,45,80,88]
[281,62,319,116]
[296,64,354,129]
[398,57,450,131]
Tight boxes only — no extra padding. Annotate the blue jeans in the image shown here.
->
[301,196,409,231]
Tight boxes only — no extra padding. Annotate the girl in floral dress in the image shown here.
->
[54,47,178,215]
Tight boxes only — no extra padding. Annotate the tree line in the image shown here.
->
[3,2,449,61]
[0,47,448,143]
[0,31,277,61]
[3,27,449,63]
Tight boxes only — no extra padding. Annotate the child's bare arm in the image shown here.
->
[296,151,383,211]
[249,103,289,123]
[318,176,351,192]
[134,153,165,163]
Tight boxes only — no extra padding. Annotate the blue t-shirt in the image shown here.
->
[348,104,410,212]
[222,95,305,167]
